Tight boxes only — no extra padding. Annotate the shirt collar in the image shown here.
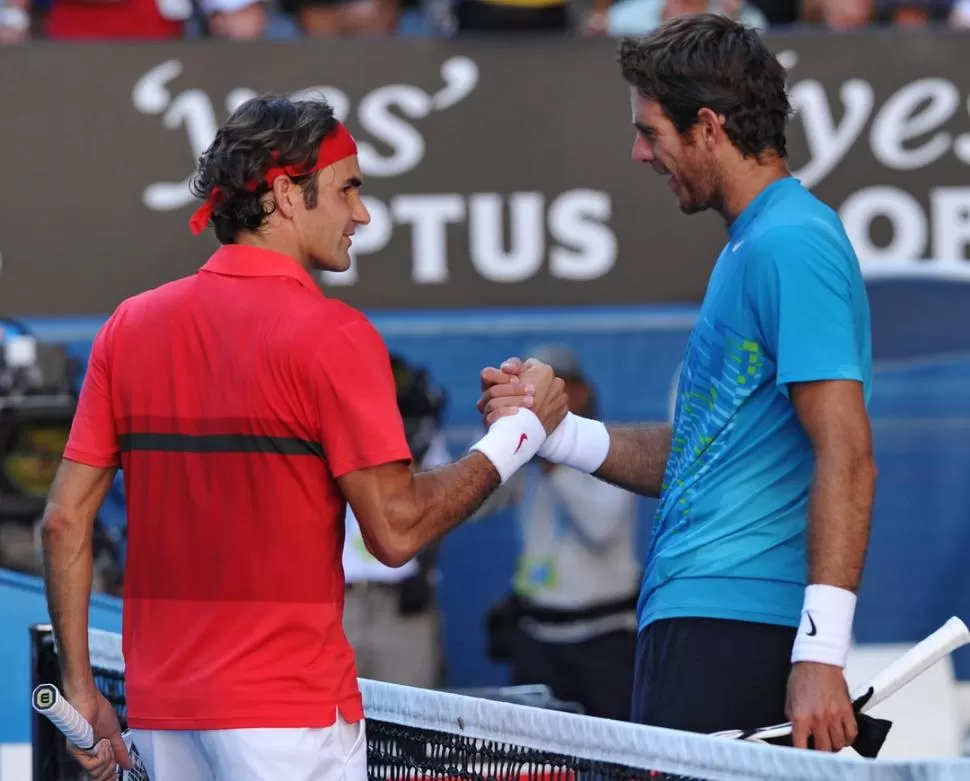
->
[200,245,322,294]
[728,176,798,239]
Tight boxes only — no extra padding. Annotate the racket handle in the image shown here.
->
[32,684,96,752]
[848,616,970,710]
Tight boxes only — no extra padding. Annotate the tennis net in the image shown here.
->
[28,624,970,781]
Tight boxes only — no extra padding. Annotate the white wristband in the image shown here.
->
[470,409,546,484]
[791,584,857,668]
[537,412,610,474]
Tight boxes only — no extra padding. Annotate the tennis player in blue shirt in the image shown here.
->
[479,13,876,754]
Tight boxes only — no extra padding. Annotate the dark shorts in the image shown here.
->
[630,617,796,733]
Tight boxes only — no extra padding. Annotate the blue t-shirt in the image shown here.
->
[637,176,872,632]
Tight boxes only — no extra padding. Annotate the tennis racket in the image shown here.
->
[31,683,151,781]
[712,615,970,744]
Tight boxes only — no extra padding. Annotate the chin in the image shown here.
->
[678,194,711,216]
[311,254,352,274]
[677,198,698,215]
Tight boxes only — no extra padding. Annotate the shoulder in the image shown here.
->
[106,276,196,324]
[94,276,196,346]
[748,196,857,279]
[299,297,382,345]
[296,299,390,371]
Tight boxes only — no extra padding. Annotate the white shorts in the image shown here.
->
[129,715,366,781]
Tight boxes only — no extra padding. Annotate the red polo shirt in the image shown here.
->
[64,245,412,730]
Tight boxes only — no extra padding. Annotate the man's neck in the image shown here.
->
[717,155,791,226]
[236,232,312,273]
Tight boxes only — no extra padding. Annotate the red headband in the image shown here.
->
[189,122,358,236]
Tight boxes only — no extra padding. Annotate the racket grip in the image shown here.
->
[31,684,96,752]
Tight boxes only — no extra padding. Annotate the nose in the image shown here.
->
[353,198,371,226]
[632,134,654,163]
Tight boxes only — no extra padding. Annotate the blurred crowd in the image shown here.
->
[1,0,968,43]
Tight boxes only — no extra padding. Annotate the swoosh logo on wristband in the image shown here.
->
[806,611,818,637]
[513,433,528,454]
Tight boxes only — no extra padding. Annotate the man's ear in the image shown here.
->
[271,176,299,218]
[696,107,727,151]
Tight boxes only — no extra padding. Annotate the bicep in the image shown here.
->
[337,461,412,525]
[789,380,872,456]
[337,461,414,560]
[312,319,413,477]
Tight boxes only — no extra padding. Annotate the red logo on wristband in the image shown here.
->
[514,433,528,454]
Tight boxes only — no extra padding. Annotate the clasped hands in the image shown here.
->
[477,356,569,440]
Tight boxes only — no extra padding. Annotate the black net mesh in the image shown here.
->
[365,719,669,780]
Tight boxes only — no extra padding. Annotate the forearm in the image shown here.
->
[41,504,95,692]
[791,448,876,667]
[386,452,501,561]
[807,449,877,591]
[594,423,672,498]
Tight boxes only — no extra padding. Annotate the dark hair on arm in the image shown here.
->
[617,13,792,159]
[189,95,340,244]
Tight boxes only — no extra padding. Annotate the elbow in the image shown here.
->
[819,446,877,492]
[362,506,421,568]
[846,443,877,484]
[365,536,416,569]
[40,504,73,549]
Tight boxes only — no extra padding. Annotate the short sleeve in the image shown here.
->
[748,226,864,393]
[313,318,413,478]
[63,320,120,468]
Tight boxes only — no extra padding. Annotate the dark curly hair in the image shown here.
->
[617,14,792,159]
[190,95,340,245]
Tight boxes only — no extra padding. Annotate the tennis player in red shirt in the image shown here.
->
[40,94,568,781]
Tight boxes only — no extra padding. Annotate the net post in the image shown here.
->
[29,623,62,781]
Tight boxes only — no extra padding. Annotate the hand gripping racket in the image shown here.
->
[31,683,151,781]
[712,616,970,755]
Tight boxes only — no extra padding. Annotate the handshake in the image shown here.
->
[471,356,611,483]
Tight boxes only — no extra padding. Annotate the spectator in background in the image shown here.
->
[745,0,798,24]
[0,0,188,41]
[952,0,970,24]
[0,0,297,41]
[593,0,767,43]
[281,0,400,35]
[0,0,29,41]
[806,0,952,28]
[482,346,640,721]
[450,0,569,34]
[342,353,450,688]
[881,0,950,25]
[801,0,870,28]
[193,0,302,37]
